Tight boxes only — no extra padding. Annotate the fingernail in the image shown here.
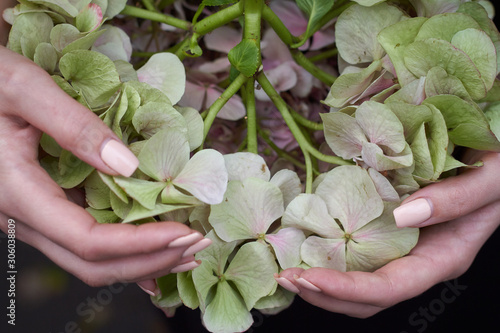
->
[168,233,203,248]
[182,238,212,258]
[393,198,432,228]
[137,281,160,297]
[171,260,201,273]
[274,274,300,294]
[100,139,139,177]
[294,275,321,292]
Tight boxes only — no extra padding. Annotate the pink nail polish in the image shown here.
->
[294,275,322,292]
[171,260,202,273]
[168,233,203,248]
[274,274,300,294]
[100,139,139,177]
[393,198,432,228]
[182,238,212,258]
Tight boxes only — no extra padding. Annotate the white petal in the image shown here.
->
[270,169,302,208]
[266,227,305,269]
[224,152,270,182]
[301,236,346,271]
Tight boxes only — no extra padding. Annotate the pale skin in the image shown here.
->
[0,0,209,295]
[276,151,500,317]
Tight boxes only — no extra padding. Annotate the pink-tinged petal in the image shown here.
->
[76,3,103,33]
[255,63,298,101]
[206,86,246,120]
[266,228,305,269]
[178,81,207,111]
[269,0,308,37]
[204,26,242,54]
[309,29,336,51]
[173,149,228,205]
[290,63,314,98]
[92,25,132,62]
[301,236,346,271]
[261,29,293,63]
[198,57,231,74]
[349,70,396,105]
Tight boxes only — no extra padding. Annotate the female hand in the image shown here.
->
[275,151,500,317]
[0,45,211,295]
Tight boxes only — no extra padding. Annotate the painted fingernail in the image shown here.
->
[274,274,300,294]
[171,260,202,273]
[294,275,322,292]
[168,233,203,248]
[182,238,212,258]
[100,139,139,177]
[137,280,160,297]
[393,198,432,228]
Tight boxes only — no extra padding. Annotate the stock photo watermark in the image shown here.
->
[5,219,17,326]
[400,279,467,333]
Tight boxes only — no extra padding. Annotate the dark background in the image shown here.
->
[2,2,500,333]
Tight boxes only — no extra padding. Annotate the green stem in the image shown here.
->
[303,150,313,194]
[261,4,301,46]
[289,107,324,131]
[307,48,338,63]
[291,49,336,86]
[244,0,263,41]
[121,5,191,31]
[256,72,352,166]
[245,80,258,154]
[203,73,248,143]
[193,1,245,36]
[142,0,156,11]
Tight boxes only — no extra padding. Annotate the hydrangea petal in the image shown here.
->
[223,152,270,182]
[300,236,346,271]
[209,178,284,242]
[173,149,228,205]
[321,112,366,159]
[270,169,302,208]
[265,227,305,269]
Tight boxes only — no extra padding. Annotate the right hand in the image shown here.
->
[0,45,210,294]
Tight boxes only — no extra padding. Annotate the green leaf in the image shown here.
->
[59,50,122,108]
[293,0,334,49]
[228,39,260,77]
[176,271,199,309]
[225,241,278,310]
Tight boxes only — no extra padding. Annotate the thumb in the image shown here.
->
[393,152,500,228]
[1,46,138,177]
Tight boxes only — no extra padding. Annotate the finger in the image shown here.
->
[393,152,500,228]
[137,280,159,296]
[0,159,203,262]
[0,213,204,286]
[0,46,138,177]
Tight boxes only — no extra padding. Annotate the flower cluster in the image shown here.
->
[4,0,500,332]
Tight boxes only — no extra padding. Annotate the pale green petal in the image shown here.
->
[176,271,199,310]
[84,170,111,209]
[8,12,52,58]
[161,183,203,205]
[122,200,192,223]
[349,202,419,271]
[138,129,190,181]
[136,53,186,105]
[113,177,166,210]
[404,38,487,100]
[315,166,384,233]
[223,152,270,182]
[301,236,346,271]
[321,111,366,159]
[209,178,284,242]
[226,241,278,310]
[424,66,472,101]
[335,3,405,64]
[175,106,204,151]
[132,102,187,139]
[34,42,58,73]
[451,28,497,91]
[409,124,434,180]
[282,194,344,239]
[415,13,481,42]
[361,142,413,171]
[254,287,295,315]
[85,207,120,224]
[378,17,428,86]
[265,227,305,269]
[173,149,228,205]
[368,168,400,202]
[356,101,406,153]
[98,172,128,203]
[269,169,302,208]
[202,280,253,333]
